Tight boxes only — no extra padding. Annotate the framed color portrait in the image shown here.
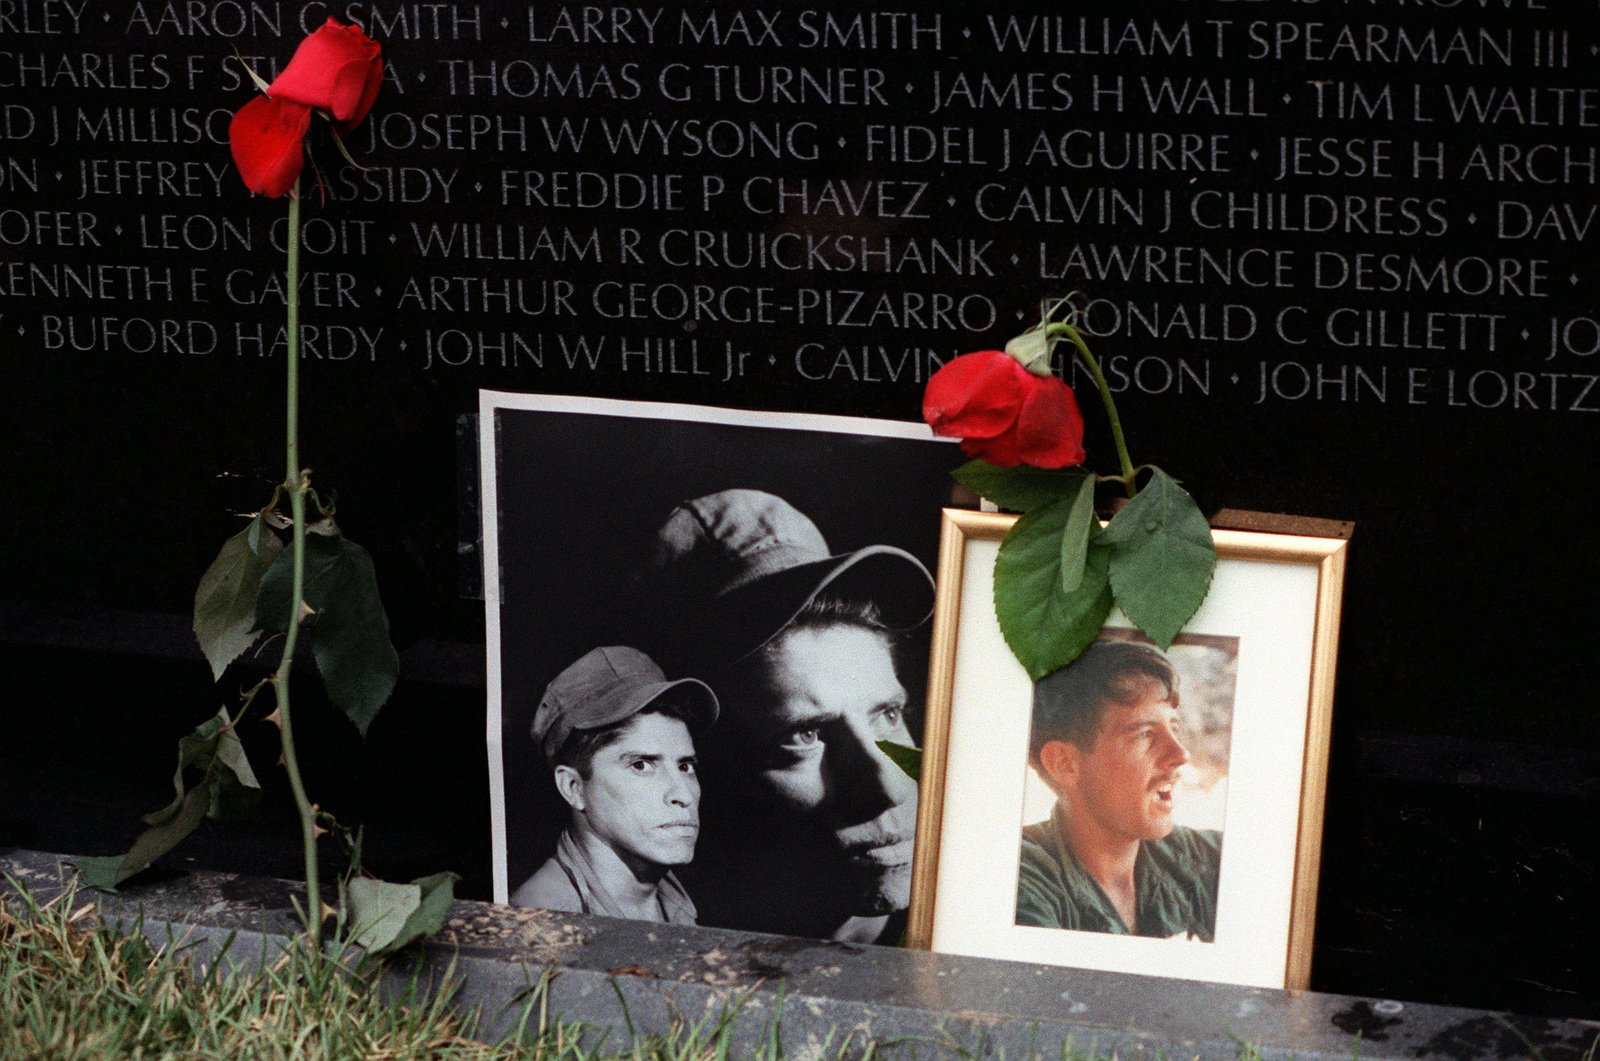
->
[479,392,966,940]
[907,509,1348,989]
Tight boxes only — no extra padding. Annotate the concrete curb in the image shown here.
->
[3,849,1593,1060]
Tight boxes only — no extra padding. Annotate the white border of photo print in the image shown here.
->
[478,391,963,921]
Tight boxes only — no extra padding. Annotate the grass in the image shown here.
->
[3,874,1065,1061]
[0,876,791,1061]
[0,873,1142,1060]
[1,879,520,1059]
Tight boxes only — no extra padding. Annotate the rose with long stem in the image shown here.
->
[86,22,439,954]
[227,21,386,943]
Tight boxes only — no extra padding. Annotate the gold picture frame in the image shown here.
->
[907,509,1348,990]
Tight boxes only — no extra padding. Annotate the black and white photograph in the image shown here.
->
[481,392,966,942]
[909,511,1346,989]
[1014,629,1238,942]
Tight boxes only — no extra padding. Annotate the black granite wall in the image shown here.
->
[1,0,1594,1017]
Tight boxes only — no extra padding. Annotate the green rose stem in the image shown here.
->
[268,178,323,947]
[1049,322,1138,499]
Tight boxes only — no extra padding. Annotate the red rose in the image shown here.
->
[228,95,312,198]
[268,18,384,134]
[228,19,383,197]
[923,350,1086,468]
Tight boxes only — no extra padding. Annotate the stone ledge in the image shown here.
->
[3,849,1593,1061]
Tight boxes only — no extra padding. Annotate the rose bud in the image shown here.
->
[268,18,384,134]
[923,350,1086,469]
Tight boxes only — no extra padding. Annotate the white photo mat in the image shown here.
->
[908,509,1347,990]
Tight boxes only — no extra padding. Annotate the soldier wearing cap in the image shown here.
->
[1017,640,1221,940]
[510,646,719,924]
[639,489,935,943]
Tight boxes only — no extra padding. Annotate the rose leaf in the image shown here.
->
[994,498,1113,681]
[1058,471,1099,594]
[876,740,922,781]
[1099,468,1216,648]
[346,878,419,954]
[348,872,457,956]
[74,704,259,894]
[258,528,398,736]
[72,783,210,892]
[194,516,283,681]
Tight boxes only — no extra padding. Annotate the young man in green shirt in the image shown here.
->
[1016,640,1222,940]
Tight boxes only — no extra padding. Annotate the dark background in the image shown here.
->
[1,0,1595,1018]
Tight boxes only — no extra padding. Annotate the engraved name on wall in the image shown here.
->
[2,1,1593,417]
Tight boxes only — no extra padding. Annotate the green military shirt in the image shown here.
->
[1015,805,1222,940]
